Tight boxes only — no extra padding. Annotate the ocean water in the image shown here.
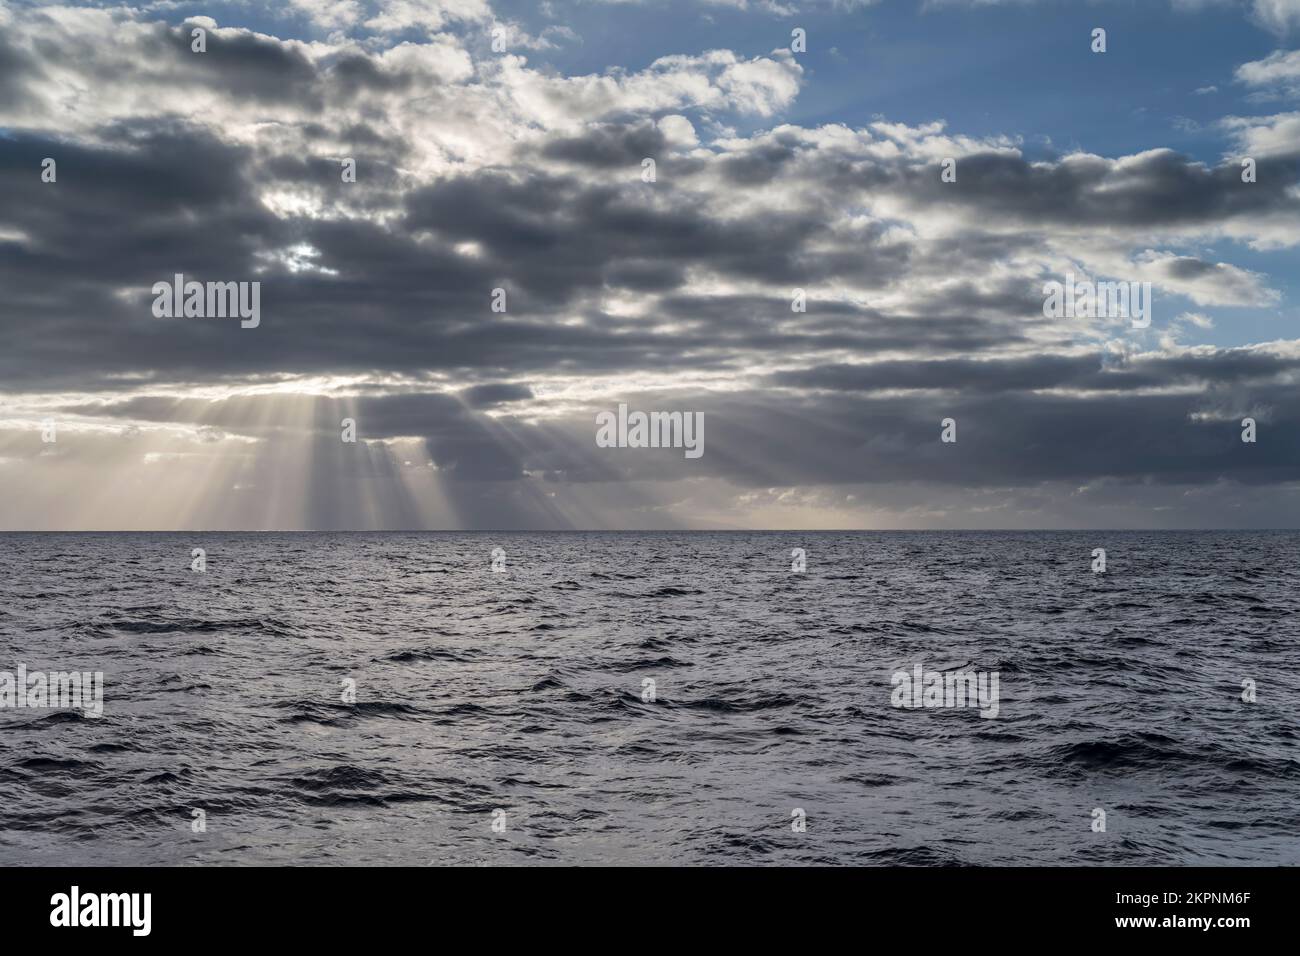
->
[0,531,1297,866]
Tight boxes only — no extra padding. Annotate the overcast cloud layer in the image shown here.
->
[0,0,1298,529]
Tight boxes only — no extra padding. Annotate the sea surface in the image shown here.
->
[1,531,1297,866]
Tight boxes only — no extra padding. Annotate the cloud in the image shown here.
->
[361,0,494,34]
[938,0,1300,35]
[1236,48,1300,90]
[18,340,1297,528]
[0,1,1298,528]
[1221,111,1300,161]
[1250,0,1300,34]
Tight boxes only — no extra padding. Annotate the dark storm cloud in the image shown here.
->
[329,52,418,96]
[0,124,924,390]
[153,18,429,109]
[708,126,1300,230]
[4,8,455,129]
[877,147,1300,227]
[2,4,1299,529]
[539,121,668,168]
[258,149,406,195]
[716,133,802,185]
[658,294,1039,353]
[770,349,1300,395]
[603,259,688,291]
[7,13,329,112]
[0,30,38,110]
[52,336,1300,498]
[165,19,325,108]
[0,131,699,387]
[536,381,1300,490]
[62,391,466,437]
[1163,257,1221,280]
[1,115,1276,397]
[0,124,288,389]
[461,383,535,407]
[0,23,1291,395]
[402,168,835,296]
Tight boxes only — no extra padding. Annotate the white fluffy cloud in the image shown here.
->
[1222,111,1300,158]
[1236,48,1300,95]
[1251,0,1300,33]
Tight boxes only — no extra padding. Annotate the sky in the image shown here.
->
[0,0,1298,530]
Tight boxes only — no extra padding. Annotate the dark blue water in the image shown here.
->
[1,531,1296,865]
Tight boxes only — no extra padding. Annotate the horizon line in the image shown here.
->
[2,528,1298,534]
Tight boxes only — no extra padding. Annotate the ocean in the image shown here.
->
[1,531,1296,866]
